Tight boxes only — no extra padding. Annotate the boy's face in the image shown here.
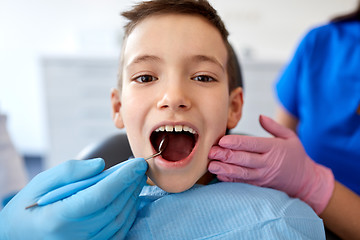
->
[112,14,243,193]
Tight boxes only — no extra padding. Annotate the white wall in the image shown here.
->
[0,0,358,157]
[0,0,132,155]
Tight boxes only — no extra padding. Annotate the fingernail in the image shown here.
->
[88,157,103,161]
[218,137,230,146]
[208,163,220,173]
[208,148,218,158]
[87,158,104,166]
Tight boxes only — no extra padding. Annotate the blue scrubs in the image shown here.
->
[276,21,360,195]
[126,183,325,239]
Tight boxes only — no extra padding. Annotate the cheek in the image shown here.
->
[121,86,152,121]
[120,93,138,125]
[198,90,229,161]
[120,90,149,156]
[204,91,229,131]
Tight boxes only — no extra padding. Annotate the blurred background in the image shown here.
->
[0,0,358,177]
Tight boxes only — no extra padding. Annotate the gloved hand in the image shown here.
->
[208,115,334,214]
[0,157,147,240]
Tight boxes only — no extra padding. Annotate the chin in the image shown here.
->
[160,182,194,193]
[148,171,200,193]
[157,183,194,193]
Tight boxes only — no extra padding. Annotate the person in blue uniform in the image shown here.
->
[275,6,360,195]
[274,4,360,239]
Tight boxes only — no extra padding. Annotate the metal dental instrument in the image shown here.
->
[25,136,169,210]
[144,135,168,161]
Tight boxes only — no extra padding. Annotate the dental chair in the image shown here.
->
[77,133,132,170]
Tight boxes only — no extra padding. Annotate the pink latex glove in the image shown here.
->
[208,115,334,214]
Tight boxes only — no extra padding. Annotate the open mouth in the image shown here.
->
[150,125,198,162]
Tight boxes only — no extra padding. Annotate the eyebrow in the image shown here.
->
[127,54,162,67]
[126,54,225,72]
[190,55,225,73]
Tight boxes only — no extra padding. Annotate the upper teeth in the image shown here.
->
[155,125,196,134]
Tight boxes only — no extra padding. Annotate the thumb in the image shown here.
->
[259,115,295,139]
[27,158,105,195]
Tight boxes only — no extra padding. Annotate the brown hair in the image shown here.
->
[117,0,243,92]
[331,0,360,22]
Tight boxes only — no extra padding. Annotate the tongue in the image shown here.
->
[153,132,194,161]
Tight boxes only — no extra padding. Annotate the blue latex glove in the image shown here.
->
[0,158,147,240]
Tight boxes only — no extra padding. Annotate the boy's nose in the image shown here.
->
[157,83,191,111]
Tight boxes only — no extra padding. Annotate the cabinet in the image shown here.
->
[42,57,123,168]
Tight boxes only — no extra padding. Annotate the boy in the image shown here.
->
[0,0,325,239]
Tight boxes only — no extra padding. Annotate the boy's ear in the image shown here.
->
[110,88,125,129]
[227,87,244,129]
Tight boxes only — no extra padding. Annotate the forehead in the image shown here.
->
[122,14,228,65]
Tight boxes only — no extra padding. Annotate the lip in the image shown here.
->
[149,121,200,169]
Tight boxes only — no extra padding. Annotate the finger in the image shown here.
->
[110,198,141,240]
[28,158,105,196]
[208,161,264,181]
[86,175,145,228]
[259,115,296,139]
[63,158,147,217]
[209,147,265,168]
[217,135,274,153]
[90,176,146,239]
[216,175,265,187]
[217,175,245,183]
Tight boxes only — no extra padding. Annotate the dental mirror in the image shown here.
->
[144,135,168,160]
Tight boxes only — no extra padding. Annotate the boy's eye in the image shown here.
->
[192,75,216,82]
[133,75,158,83]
